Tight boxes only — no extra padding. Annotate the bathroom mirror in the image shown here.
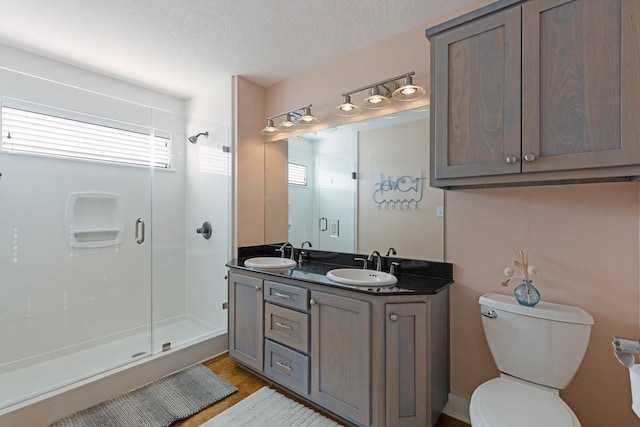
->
[264,107,444,261]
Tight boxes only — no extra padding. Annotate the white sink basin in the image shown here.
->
[326,268,397,287]
[244,257,297,271]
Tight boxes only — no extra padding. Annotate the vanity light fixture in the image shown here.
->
[392,74,427,101]
[363,86,392,109]
[298,106,320,125]
[260,104,319,136]
[260,119,279,136]
[277,113,298,131]
[335,71,425,116]
[334,94,362,116]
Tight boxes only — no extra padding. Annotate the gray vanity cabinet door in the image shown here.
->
[310,290,371,426]
[228,272,264,371]
[386,303,428,427]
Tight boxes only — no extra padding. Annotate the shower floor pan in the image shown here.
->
[0,318,221,410]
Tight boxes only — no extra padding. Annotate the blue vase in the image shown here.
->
[514,280,540,306]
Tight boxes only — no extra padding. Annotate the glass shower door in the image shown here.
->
[0,93,154,409]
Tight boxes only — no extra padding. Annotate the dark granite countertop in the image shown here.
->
[227,245,454,296]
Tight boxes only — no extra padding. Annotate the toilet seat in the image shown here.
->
[469,377,580,427]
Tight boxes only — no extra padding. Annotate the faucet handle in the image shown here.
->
[354,257,368,269]
[390,261,400,275]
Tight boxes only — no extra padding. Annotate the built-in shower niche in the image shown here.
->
[65,192,124,248]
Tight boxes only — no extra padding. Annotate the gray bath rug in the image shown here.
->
[50,363,237,427]
[200,386,343,427]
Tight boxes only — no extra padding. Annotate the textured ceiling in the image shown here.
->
[0,0,483,98]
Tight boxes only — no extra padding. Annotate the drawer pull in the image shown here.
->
[274,292,292,299]
[275,361,292,371]
[275,322,292,330]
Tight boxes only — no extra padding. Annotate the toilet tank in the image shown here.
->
[479,293,593,389]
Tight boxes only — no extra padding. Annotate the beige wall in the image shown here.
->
[446,183,640,427]
[249,2,640,426]
[235,76,266,247]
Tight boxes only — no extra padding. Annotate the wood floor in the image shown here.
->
[174,352,470,427]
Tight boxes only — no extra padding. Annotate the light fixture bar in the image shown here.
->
[266,105,312,121]
[260,104,319,136]
[334,71,425,117]
[340,72,416,97]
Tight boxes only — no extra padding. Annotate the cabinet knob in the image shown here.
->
[505,155,518,164]
[310,299,316,306]
[255,285,261,291]
[389,314,398,322]
[523,153,536,162]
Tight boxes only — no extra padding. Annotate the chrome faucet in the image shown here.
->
[386,247,397,257]
[278,242,295,260]
[354,257,368,269]
[367,250,382,271]
[298,241,313,263]
[390,261,400,275]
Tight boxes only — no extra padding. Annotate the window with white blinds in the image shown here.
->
[1,101,172,169]
[288,162,308,186]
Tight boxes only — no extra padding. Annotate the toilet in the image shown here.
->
[470,293,594,427]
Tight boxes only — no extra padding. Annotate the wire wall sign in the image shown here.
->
[373,171,427,210]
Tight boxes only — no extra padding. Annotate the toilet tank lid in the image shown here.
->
[479,293,594,325]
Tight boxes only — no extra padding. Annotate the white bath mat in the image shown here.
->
[200,386,344,427]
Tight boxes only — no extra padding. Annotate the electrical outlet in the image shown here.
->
[436,207,444,217]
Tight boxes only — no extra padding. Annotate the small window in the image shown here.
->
[1,99,171,169]
[288,162,308,186]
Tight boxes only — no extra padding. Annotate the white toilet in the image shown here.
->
[470,293,594,427]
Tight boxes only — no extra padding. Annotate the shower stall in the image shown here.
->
[0,66,230,423]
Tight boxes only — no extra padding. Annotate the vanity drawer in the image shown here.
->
[264,281,309,311]
[265,303,309,353]
[265,339,310,395]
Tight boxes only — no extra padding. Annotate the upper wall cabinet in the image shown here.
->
[426,0,640,188]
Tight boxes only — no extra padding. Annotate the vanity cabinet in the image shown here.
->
[427,0,640,188]
[228,272,264,371]
[228,269,450,427]
[385,303,428,426]
[310,290,371,426]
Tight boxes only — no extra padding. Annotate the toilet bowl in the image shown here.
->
[470,376,580,427]
[470,294,593,427]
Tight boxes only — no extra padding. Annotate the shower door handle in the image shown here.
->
[135,218,145,244]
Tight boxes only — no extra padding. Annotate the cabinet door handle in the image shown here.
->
[523,153,536,162]
[309,299,316,306]
[505,155,518,164]
[275,361,292,371]
[255,285,261,291]
[276,322,292,330]
[274,292,291,299]
[389,314,398,322]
